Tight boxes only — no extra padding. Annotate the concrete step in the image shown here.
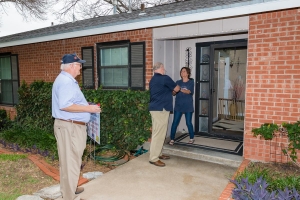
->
[162,143,243,168]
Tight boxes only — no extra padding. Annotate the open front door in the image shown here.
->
[195,40,247,140]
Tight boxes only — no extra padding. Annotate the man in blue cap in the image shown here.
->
[52,53,101,200]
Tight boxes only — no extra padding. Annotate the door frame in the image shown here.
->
[195,39,248,139]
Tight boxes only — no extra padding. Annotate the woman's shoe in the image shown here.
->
[169,140,175,145]
[188,139,195,144]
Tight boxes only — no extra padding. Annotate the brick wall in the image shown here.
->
[244,8,300,162]
[0,29,153,116]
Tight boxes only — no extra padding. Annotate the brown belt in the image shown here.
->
[57,119,86,126]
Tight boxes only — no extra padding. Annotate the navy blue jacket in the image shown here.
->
[149,73,177,111]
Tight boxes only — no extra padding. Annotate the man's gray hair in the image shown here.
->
[153,62,164,71]
[60,63,71,70]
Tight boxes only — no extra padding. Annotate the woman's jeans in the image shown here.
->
[170,111,194,140]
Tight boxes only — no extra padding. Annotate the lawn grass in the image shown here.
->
[0,153,57,199]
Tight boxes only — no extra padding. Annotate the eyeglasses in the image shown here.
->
[73,63,82,68]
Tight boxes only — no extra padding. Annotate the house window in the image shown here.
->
[97,41,145,90]
[100,45,129,87]
[0,54,19,105]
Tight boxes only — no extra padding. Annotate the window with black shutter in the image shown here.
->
[81,47,94,89]
[0,53,19,105]
[96,41,145,90]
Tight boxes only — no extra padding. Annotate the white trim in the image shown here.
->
[1,0,299,48]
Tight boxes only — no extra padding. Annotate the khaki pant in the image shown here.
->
[149,109,170,162]
[54,119,87,200]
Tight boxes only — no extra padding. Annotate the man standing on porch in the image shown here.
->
[149,62,181,167]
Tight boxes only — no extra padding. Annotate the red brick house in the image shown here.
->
[0,0,299,163]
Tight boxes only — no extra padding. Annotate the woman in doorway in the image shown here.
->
[169,67,195,145]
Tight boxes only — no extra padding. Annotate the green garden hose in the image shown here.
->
[89,144,129,166]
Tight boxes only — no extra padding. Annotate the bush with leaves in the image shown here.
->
[252,122,300,162]
[10,80,151,152]
[0,109,12,131]
[0,123,57,159]
[16,80,54,133]
[83,87,151,151]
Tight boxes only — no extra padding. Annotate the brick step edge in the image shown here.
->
[218,159,250,200]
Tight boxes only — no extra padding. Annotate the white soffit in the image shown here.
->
[1,0,300,48]
[153,16,249,40]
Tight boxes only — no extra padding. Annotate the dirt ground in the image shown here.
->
[249,161,300,177]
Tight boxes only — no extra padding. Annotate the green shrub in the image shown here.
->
[0,123,57,158]
[83,88,151,151]
[0,109,12,131]
[10,80,151,152]
[16,80,53,133]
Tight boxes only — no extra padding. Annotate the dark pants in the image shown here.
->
[170,111,194,140]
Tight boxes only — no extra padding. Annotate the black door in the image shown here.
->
[195,39,247,140]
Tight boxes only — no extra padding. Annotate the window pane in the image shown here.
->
[0,80,12,104]
[120,47,128,65]
[100,47,128,66]
[0,57,11,79]
[101,49,111,66]
[101,68,128,87]
[111,48,120,66]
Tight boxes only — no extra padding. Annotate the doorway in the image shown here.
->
[195,40,247,139]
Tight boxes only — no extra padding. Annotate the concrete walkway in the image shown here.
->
[57,152,237,200]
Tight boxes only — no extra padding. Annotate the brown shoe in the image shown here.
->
[159,154,170,160]
[75,187,84,194]
[149,160,165,167]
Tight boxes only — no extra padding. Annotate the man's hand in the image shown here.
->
[173,85,181,92]
[88,105,101,113]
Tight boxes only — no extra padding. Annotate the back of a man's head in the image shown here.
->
[153,62,163,71]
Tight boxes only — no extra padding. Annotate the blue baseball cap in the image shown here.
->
[61,53,86,64]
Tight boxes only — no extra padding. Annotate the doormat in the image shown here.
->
[213,119,244,132]
[174,134,243,155]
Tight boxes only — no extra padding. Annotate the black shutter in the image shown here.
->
[11,55,19,104]
[82,47,94,89]
[130,42,145,90]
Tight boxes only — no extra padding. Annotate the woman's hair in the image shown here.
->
[180,67,191,79]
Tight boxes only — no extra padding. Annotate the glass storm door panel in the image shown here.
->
[212,46,247,138]
[196,46,211,133]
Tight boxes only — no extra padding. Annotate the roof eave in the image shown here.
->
[1,0,299,48]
